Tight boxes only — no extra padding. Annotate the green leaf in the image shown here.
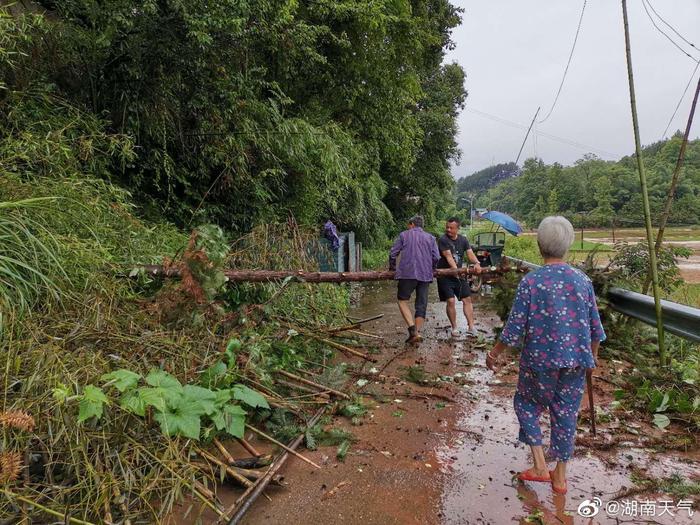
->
[154,410,201,440]
[181,385,217,415]
[653,413,671,430]
[214,389,233,406]
[101,369,141,392]
[336,440,351,461]
[78,385,107,423]
[232,384,269,409]
[200,361,228,389]
[135,387,171,413]
[52,383,71,403]
[225,338,241,363]
[120,390,147,417]
[211,404,246,438]
[146,369,182,391]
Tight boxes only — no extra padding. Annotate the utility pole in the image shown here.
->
[515,107,541,165]
[622,0,665,363]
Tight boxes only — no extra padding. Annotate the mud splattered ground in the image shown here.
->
[184,282,699,524]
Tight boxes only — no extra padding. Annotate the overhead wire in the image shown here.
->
[537,0,587,124]
[644,0,698,53]
[640,0,699,62]
[662,60,700,138]
[467,107,617,158]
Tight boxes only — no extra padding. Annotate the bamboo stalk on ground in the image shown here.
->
[326,314,384,334]
[213,438,236,465]
[221,405,330,524]
[197,449,253,488]
[244,425,321,469]
[236,438,262,458]
[275,378,331,398]
[0,488,97,525]
[277,369,349,399]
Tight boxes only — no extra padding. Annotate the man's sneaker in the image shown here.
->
[450,329,460,338]
[465,328,477,338]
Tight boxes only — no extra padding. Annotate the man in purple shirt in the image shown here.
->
[389,215,440,343]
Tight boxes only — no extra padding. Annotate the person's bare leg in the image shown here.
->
[398,300,414,327]
[462,297,475,331]
[521,445,549,478]
[551,461,567,491]
[446,297,457,330]
[415,316,424,333]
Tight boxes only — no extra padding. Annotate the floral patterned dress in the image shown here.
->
[499,263,606,460]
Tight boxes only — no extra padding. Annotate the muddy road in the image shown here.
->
[213,283,698,525]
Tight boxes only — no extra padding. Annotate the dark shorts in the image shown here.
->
[397,279,430,319]
[437,277,471,302]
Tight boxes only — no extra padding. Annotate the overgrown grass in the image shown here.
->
[667,283,700,308]
[0,179,352,522]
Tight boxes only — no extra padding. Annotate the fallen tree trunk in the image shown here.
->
[135,265,522,283]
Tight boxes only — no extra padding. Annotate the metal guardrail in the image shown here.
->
[504,256,700,343]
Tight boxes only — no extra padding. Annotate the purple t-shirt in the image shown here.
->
[500,263,606,370]
[389,227,440,282]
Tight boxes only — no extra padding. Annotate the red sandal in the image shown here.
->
[549,471,568,494]
[517,470,551,483]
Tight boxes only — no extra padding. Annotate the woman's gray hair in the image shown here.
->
[537,216,574,259]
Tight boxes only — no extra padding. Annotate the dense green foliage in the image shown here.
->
[2,1,466,243]
[455,138,700,228]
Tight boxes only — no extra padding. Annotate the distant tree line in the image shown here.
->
[455,137,700,228]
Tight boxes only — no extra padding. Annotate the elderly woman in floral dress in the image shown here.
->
[486,216,606,495]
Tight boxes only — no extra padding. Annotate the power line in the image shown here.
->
[662,60,700,138]
[644,0,697,53]
[538,0,587,124]
[640,0,699,62]
[467,107,618,158]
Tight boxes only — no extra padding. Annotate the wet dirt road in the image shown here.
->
[232,283,698,524]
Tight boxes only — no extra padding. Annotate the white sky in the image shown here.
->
[445,0,700,178]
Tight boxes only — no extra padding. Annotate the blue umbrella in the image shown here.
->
[481,211,523,236]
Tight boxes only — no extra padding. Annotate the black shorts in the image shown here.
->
[396,279,430,319]
[437,277,471,302]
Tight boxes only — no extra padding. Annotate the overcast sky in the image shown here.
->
[446,0,700,179]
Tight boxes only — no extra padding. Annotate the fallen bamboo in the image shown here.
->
[198,449,253,488]
[310,334,376,362]
[277,369,349,399]
[230,466,286,485]
[0,488,97,525]
[326,314,384,334]
[213,438,236,465]
[236,438,262,458]
[229,455,273,469]
[135,265,519,283]
[346,329,382,339]
[193,460,287,489]
[222,405,329,524]
[275,378,331,399]
[244,425,321,469]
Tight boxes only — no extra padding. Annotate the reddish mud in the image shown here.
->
[175,282,698,524]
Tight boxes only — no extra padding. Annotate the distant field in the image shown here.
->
[582,226,700,243]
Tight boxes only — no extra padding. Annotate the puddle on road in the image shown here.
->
[437,349,698,524]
